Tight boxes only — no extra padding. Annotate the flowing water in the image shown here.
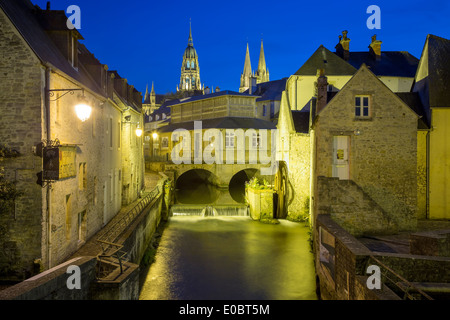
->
[139,216,317,300]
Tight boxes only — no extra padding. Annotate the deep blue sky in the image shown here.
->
[33,0,450,96]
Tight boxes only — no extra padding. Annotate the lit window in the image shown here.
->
[225,132,235,148]
[355,95,370,117]
[186,61,190,69]
[252,133,260,148]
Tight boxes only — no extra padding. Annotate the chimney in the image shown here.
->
[315,69,328,115]
[335,30,350,61]
[204,86,210,95]
[215,86,220,93]
[46,1,50,10]
[369,34,382,61]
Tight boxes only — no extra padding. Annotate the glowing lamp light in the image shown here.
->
[136,126,143,137]
[152,132,158,139]
[75,103,92,122]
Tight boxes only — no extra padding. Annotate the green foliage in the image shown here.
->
[245,177,273,190]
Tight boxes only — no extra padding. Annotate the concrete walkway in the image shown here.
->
[359,219,450,254]
[69,170,163,259]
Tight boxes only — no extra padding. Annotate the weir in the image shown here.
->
[170,204,249,217]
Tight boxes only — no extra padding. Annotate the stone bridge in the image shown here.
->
[165,163,274,188]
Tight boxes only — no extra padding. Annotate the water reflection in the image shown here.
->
[139,216,317,300]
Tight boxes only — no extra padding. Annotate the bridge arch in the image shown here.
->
[175,169,220,204]
[228,168,260,203]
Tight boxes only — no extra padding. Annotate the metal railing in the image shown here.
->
[95,184,163,278]
[97,185,161,245]
[368,255,434,300]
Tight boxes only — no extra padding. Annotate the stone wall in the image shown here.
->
[246,187,274,221]
[118,186,165,264]
[287,133,310,221]
[0,7,44,281]
[314,66,418,232]
[417,130,428,219]
[316,176,397,236]
[0,256,97,300]
[314,215,399,300]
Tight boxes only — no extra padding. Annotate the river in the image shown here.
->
[139,216,317,300]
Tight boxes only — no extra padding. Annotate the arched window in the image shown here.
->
[186,61,190,69]
[191,61,195,69]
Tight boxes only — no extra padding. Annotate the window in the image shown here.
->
[186,61,190,69]
[78,163,86,190]
[355,95,370,117]
[263,105,267,117]
[192,61,195,69]
[78,210,86,242]
[225,131,235,148]
[118,122,121,149]
[252,133,260,148]
[109,118,113,148]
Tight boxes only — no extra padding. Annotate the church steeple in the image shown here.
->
[179,21,201,92]
[188,19,193,46]
[150,81,155,105]
[240,43,253,93]
[256,39,269,84]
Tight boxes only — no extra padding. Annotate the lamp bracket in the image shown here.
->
[48,88,84,102]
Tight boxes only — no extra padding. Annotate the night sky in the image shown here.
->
[32,0,450,96]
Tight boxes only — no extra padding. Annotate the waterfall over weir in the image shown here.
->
[170,204,249,217]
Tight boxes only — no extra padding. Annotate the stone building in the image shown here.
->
[311,65,419,235]
[412,34,450,219]
[142,82,164,116]
[0,0,144,281]
[277,31,450,235]
[276,31,427,231]
[285,31,419,112]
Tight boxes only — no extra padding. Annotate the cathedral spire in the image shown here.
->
[144,84,150,103]
[255,38,269,84]
[243,42,252,76]
[258,39,266,73]
[188,19,193,46]
[151,81,155,94]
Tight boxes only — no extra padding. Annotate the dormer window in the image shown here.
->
[355,95,371,118]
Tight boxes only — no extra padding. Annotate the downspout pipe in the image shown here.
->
[44,66,52,269]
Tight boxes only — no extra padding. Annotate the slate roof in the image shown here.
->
[0,0,141,109]
[294,45,419,78]
[295,45,357,76]
[158,117,276,133]
[396,92,430,129]
[243,78,288,102]
[0,0,104,97]
[347,51,419,77]
[422,34,450,108]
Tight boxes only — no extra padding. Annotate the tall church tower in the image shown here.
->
[239,43,252,93]
[239,39,269,93]
[255,39,269,84]
[179,22,201,92]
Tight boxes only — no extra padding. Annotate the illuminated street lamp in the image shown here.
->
[135,125,143,137]
[49,88,92,122]
[152,132,158,139]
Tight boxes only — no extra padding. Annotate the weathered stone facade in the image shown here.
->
[0,6,44,280]
[0,1,144,281]
[313,65,418,233]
